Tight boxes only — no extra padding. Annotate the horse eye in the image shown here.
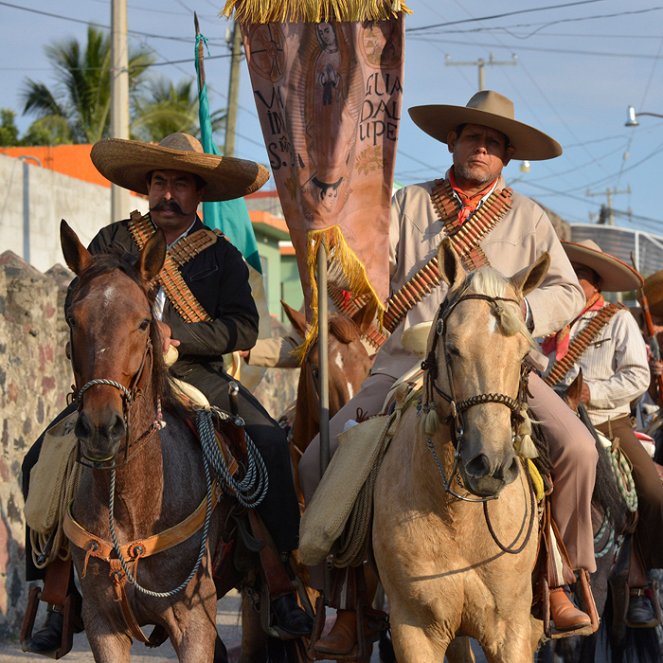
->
[446,344,460,358]
[311,368,320,380]
[139,319,151,331]
[66,316,76,328]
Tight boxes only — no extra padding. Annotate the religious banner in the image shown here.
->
[224,0,408,355]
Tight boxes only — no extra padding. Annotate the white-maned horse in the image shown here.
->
[373,239,548,663]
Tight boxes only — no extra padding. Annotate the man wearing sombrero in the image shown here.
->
[543,239,663,628]
[22,133,312,655]
[301,90,598,654]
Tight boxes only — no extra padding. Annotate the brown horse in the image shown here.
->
[373,240,548,663]
[60,221,228,663]
[281,301,373,498]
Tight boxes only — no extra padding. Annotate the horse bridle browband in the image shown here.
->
[420,286,530,503]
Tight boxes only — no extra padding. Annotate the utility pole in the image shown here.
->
[445,53,518,91]
[224,22,242,157]
[110,0,130,221]
[586,186,631,226]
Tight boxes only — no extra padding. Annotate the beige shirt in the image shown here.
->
[544,307,650,425]
[371,177,585,379]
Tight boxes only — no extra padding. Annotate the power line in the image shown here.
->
[406,0,610,33]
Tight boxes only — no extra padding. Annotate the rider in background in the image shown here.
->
[542,240,662,627]
[301,90,599,656]
[22,133,312,656]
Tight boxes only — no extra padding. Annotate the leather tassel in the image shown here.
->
[422,408,440,436]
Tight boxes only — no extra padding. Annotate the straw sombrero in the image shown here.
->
[644,269,663,318]
[408,90,562,161]
[90,133,269,202]
[562,239,643,292]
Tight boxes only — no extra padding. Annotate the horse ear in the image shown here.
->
[511,252,550,297]
[281,300,308,337]
[60,219,92,275]
[437,238,465,292]
[139,229,166,284]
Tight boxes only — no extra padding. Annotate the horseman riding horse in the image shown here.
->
[21,133,312,660]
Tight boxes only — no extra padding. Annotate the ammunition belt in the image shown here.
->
[128,211,218,324]
[544,303,622,387]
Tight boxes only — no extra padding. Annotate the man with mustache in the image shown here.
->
[22,133,312,657]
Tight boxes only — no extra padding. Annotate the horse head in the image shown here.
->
[423,239,549,498]
[60,220,166,464]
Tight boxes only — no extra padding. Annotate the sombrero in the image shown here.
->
[90,132,269,202]
[562,239,643,292]
[644,269,663,318]
[408,90,562,161]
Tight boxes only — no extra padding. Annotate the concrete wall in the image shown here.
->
[0,153,148,274]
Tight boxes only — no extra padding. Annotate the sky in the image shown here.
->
[3,0,663,237]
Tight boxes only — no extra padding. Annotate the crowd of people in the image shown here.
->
[19,88,663,659]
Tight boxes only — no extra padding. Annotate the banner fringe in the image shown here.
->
[223,0,411,24]
[295,226,385,363]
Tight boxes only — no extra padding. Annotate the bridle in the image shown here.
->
[420,284,530,504]
[68,311,163,469]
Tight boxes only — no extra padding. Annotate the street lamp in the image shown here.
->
[625,105,663,127]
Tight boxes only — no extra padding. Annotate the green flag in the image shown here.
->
[195,31,262,273]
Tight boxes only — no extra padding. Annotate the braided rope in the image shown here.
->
[77,378,132,402]
[609,447,638,512]
[107,439,214,598]
[198,409,269,509]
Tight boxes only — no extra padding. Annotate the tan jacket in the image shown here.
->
[371,177,585,380]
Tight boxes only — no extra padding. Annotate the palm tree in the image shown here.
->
[131,78,227,144]
[21,26,154,144]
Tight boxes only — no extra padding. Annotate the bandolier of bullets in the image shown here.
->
[128,212,213,324]
[544,303,622,387]
[430,179,513,271]
[382,255,441,334]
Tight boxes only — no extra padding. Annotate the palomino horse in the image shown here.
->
[60,221,229,663]
[281,301,373,498]
[373,239,549,663]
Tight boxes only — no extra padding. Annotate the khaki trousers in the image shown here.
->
[299,370,598,578]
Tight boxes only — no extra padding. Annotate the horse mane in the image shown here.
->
[328,314,360,345]
[467,268,534,344]
[65,251,183,414]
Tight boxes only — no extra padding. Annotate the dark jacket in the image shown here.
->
[87,216,259,360]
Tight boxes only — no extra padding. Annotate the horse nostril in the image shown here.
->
[465,453,491,478]
[74,412,92,441]
[105,413,126,443]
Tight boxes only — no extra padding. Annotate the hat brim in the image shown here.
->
[90,138,269,202]
[563,242,643,292]
[644,269,663,318]
[408,105,562,161]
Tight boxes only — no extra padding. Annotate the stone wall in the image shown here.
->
[0,253,298,638]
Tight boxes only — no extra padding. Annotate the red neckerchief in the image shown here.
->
[541,292,605,360]
[448,168,498,224]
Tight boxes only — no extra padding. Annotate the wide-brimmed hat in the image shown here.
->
[90,133,269,202]
[562,239,643,292]
[408,90,562,161]
[644,269,663,318]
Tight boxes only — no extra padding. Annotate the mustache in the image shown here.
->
[150,199,185,215]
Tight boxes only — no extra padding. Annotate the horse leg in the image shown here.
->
[239,589,268,663]
[389,613,449,663]
[85,630,132,663]
[479,621,535,663]
[170,611,218,663]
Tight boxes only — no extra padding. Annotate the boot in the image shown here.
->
[270,593,313,638]
[24,604,63,657]
[549,587,592,632]
[626,587,659,628]
[313,609,357,656]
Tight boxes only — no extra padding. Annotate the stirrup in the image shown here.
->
[20,586,77,659]
[543,570,600,639]
[307,594,388,661]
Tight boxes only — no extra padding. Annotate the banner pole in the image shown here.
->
[317,241,330,473]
